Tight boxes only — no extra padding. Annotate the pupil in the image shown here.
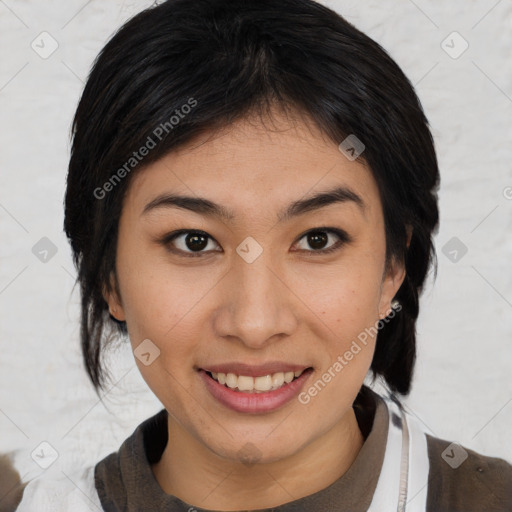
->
[186,233,208,251]
[308,231,327,250]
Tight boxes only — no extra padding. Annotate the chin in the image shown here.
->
[206,431,308,466]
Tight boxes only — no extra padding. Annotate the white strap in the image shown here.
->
[367,395,430,512]
[367,396,404,510]
[404,411,430,511]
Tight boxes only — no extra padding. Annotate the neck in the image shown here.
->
[152,408,364,510]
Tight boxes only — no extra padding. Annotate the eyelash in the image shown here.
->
[159,227,351,258]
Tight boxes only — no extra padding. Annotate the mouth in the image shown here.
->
[198,365,314,414]
[203,368,311,393]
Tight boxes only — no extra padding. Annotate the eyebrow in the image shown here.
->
[141,185,365,223]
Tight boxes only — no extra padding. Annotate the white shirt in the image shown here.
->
[15,465,102,511]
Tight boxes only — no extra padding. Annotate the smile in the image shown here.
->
[198,366,314,414]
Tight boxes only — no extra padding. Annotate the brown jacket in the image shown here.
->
[92,386,512,511]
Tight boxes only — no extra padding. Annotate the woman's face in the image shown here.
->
[107,110,405,464]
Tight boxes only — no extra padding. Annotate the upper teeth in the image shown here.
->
[210,370,306,392]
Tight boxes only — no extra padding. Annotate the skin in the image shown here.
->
[105,108,406,510]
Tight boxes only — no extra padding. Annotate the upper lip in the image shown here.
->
[199,362,311,378]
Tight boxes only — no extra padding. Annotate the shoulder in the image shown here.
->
[426,434,512,511]
[15,465,102,512]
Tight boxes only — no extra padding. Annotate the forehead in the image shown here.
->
[124,111,381,223]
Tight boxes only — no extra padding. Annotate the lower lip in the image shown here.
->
[199,368,313,414]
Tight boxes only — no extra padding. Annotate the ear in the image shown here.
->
[405,224,413,249]
[102,271,126,322]
[378,225,412,319]
[378,256,406,319]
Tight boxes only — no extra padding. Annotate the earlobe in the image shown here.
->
[379,298,401,319]
[105,295,126,322]
[109,304,119,317]
[102,273,126,321]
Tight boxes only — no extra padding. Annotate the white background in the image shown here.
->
[1,0,511,493]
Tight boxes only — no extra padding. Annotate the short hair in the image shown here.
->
[64,0,440,396]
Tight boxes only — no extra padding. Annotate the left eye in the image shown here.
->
[293,228,349,255]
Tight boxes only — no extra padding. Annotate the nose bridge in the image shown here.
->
[214,249,297,348]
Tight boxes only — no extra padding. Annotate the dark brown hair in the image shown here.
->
[64,0,440,396]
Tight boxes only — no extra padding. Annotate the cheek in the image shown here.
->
[118,267,204,400]
[293,259,383,333]
[294,267,381,420]
[288,259,383,397]
[116,247,209,340]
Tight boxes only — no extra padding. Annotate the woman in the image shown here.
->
[16,0,512,510]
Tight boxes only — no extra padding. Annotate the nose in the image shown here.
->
[213,251,299,349]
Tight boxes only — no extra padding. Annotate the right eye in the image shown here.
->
[160,230,222,257]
